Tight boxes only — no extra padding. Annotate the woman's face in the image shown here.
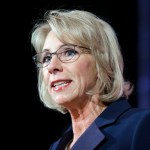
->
[42,31,98,107]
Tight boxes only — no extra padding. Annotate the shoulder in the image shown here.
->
[116,107,150,134]
[111,98,150,122]
[127,108,150,149]
[129,108,150,126]
[117,107,150,124]
[123,107,150,120]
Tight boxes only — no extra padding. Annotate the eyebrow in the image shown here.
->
[42,44,69,53]
[41,44,90,54]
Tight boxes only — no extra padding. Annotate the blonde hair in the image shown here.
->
[31,9,133,113]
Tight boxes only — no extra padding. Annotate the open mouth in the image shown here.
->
[51,80,72,91]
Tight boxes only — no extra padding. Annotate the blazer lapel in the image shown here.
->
[71,122,105,150]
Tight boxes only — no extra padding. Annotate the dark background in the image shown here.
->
[4,0,149,149]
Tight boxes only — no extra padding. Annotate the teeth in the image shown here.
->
[53,81,69,87]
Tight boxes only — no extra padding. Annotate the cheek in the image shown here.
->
[77,58,97,88]
[42,69,49,84]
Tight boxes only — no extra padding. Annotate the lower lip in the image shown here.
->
[52,82,71,92]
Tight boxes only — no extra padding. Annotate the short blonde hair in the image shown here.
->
[31,9,133,114]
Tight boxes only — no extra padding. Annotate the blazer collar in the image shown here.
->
[95,97,132,127]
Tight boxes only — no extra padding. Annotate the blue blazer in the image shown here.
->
[49,98,150,150]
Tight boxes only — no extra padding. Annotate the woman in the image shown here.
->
[31,9,150,150]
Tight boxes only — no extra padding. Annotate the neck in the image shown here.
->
[68,95,106,148]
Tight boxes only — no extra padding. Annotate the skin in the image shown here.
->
[42,31,107,148]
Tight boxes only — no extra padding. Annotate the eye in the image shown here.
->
[42,54,52,63]
[63,48,78,57]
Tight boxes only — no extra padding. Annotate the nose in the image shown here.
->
[47,55,63,74]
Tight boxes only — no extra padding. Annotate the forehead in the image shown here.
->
[43,31,64,52]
